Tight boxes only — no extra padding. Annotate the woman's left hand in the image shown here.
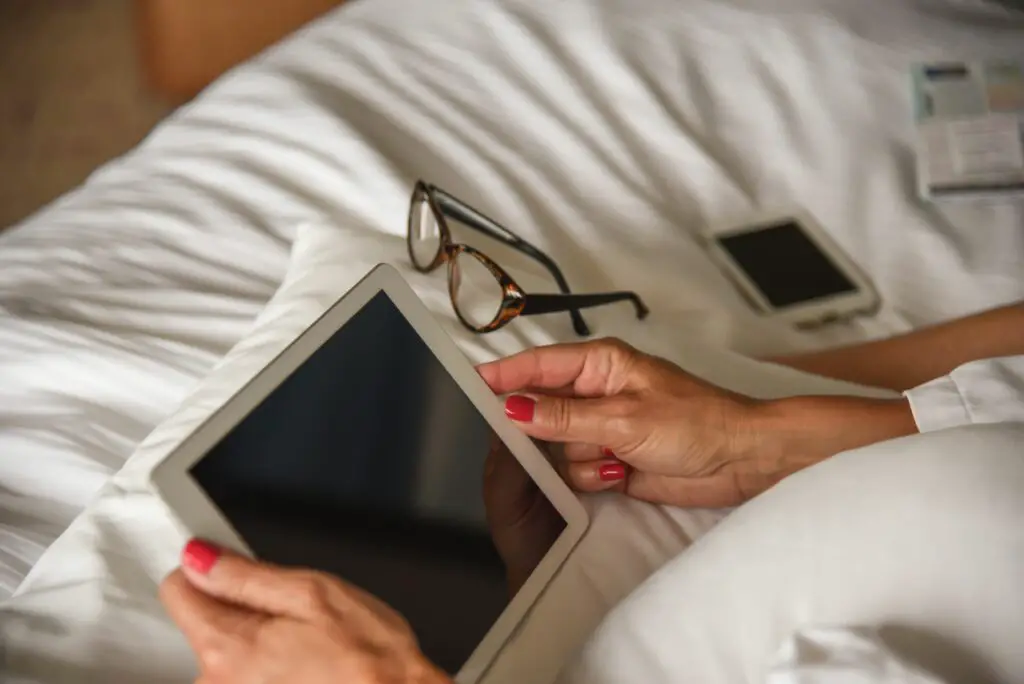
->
[159,540,451,684]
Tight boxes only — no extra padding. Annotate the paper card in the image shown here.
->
[913,59,1024,201]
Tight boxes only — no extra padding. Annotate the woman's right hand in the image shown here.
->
[160,540,450,684]
[477,338,917,508]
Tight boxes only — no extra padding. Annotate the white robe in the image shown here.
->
[906,355,1024,433]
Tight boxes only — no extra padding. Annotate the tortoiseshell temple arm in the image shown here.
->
[520,291,650,320]
[430,186,591,336]
[432,188,519,245]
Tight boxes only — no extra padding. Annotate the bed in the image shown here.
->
[1,0,1022,681]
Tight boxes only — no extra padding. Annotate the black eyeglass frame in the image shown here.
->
[407,180,648,335]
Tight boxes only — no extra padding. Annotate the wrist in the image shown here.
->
[743,395,919,473]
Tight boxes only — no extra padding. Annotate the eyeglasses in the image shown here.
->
[407,181,649,336]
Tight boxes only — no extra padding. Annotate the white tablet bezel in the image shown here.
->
[701,210,880,327]
[149,263,589,684]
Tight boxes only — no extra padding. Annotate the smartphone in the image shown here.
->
[702,213,880,328]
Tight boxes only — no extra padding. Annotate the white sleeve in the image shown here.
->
[904,355,1024,433]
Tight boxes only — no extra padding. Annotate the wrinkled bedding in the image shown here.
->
[1,0,1023,681]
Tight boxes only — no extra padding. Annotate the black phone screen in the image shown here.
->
[715,221,858,308]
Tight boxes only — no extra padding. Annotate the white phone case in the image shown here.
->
[702,211,880,328]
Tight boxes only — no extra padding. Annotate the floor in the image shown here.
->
[0,0,170,229]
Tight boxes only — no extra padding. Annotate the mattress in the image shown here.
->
[1,0,1022,680]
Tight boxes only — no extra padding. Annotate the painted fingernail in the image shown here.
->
[598,463,626,481]
[504,395,535,422]
[600,447,616,458]
[182,539,221,575]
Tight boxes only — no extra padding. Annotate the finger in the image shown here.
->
[484,431,503,475]
[484,436,527,483]
[477,338,640,397]
[562,442,604,463]
[180,540,351,621]
[482,440,540,527]
[522,384,580,399]
[560,459,629,493]
[504,393,634,446]
[621,470,787,509]
[159,569,255,653]
[491,384,580,400]
[625,472,740,508]
[477,344,589,394]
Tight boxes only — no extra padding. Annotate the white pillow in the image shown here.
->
[559,423,1024,684]
[0,223,895,684]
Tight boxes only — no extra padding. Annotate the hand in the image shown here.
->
[482,435,564,595]
[477,338,918,508]
[159,540,451,684]
[479,338,761,507]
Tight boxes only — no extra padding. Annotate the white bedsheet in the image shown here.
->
[1,0,1022,680]
[0,221,898,684]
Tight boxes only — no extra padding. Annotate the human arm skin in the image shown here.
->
[479,340,921,508]
[746,395,918,480]
[766,302,1024,392]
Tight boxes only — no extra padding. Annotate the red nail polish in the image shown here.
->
[504,395,535,422]
[182,539,221,575]
[600,447,616,458]
[599,463,626,481]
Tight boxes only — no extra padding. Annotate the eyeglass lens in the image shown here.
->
[450,250,505,329]
[409,196,443,269]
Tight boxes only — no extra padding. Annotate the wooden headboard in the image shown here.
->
[136,0,348,103]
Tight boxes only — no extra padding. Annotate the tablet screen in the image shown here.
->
[188,292,566,674]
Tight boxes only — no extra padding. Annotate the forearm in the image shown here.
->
[750,395,919,473]
[767,301,1024,392]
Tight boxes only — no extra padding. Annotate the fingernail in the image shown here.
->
[600,447,616,458]
[504,395,535,422]
[598,463,626,482]
[182,539,221,575]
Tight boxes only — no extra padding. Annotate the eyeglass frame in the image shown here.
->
[407,180,648,336]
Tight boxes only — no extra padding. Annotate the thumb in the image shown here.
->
[482,439,537,525]
[503,393,625,445]
[180,539,339,620]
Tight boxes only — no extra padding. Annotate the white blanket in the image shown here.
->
[0,222,896,684]
[1,0,1023,681]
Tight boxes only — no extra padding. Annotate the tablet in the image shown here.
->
[149,264,588,683]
